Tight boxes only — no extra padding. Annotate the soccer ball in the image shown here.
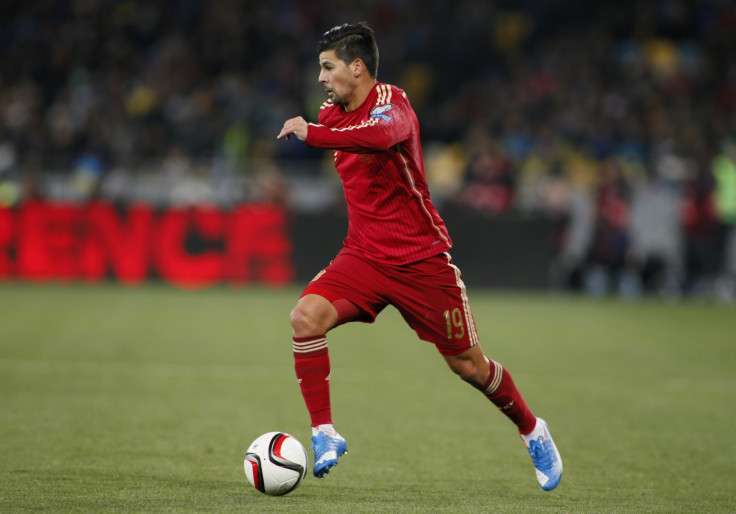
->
[244,432,308,496]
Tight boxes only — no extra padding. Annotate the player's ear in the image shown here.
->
[351,59,364,78]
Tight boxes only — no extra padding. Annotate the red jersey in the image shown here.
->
[305,82,452,265]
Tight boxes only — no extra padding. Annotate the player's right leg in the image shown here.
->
[292,251,387,478]
[290,293,347,478]
[292,290,367,478]
[309,428,348,479]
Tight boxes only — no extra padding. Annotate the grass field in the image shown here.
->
[0,282,734,512]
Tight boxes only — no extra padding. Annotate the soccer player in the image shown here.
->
[277,22,562,491]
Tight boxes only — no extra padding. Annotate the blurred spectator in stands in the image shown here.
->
[681,156,719,297]
[627,167,683,298]
[585,158,631,295]
[711,137,736,301]
[252,164,288,208]
[457,127,515,215]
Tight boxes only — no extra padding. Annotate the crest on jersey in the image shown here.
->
[370,104,394,122]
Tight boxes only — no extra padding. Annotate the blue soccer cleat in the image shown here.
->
[524,418,563,491]
[310,431,347,478]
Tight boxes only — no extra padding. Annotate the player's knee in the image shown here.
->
[290,303,328,337]
[290,305,312,336]
[290,294,340,337]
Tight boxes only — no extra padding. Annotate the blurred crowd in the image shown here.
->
[1,0,735,298]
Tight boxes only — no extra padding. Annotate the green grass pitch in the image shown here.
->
[0,282,734,512]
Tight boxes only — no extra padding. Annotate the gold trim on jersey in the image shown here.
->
[308,118,380,132]
[376,83,392,106]
[443,252,480,348]
[395,144,451,248]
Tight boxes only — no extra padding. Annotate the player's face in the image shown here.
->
[318,50,356,107]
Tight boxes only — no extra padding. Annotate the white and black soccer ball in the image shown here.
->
[244,432,308,496]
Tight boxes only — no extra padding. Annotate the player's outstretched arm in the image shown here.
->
[277,116,308,141]
[305,99,411,153]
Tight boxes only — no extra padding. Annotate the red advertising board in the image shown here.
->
[0,201,294,288]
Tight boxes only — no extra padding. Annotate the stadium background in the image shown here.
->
[1,0,735,298]
[2,3,736,512]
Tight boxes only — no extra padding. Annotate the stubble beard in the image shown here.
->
[328,91,345,106]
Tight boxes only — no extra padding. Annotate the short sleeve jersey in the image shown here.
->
[305,82,452,265]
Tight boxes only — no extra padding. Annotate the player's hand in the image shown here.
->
[277,116,308,141]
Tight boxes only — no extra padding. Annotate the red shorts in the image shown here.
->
[301,247,479,356]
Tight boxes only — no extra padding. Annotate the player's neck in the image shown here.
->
[344,78,377,112]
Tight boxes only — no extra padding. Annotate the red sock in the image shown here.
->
[481,359,537,435]
[293,335,332,427]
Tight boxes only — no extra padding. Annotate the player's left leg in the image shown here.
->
[441,329,563,490]
[388,253,562,490]
[444,341,563,490]
[443,346,536,431]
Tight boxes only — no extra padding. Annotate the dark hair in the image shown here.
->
[318,22,379,78]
